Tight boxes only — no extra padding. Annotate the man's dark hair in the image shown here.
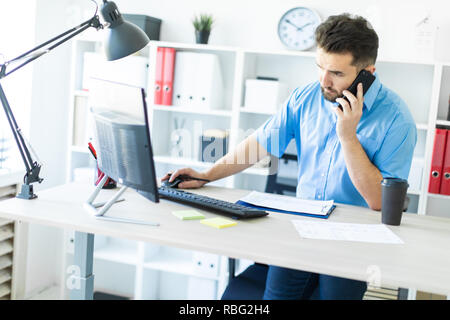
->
[315,13,379,69]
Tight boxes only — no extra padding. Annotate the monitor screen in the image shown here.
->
[89,78,159,203]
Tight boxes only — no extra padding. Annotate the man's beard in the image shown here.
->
[321,86,340,102]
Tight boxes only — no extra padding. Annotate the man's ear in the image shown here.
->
[365,65,376,74]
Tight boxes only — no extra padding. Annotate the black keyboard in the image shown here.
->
[158,187,268,219]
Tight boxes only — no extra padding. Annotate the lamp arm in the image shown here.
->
[0,82,40,184]
[0,14,103,198]
[0,15,102,79]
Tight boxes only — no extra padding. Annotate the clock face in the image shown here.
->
[278,7,322,50]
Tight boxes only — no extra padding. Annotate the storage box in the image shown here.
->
[172,52,224,110]
[122,14,161,41]
[199,129,229,163]
[244,79,289,113]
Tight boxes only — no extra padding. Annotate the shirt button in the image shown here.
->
[321,173,325,177]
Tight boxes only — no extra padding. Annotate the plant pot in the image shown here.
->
[195,30,210,44]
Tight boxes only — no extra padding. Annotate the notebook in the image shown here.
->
[237,191,336,219]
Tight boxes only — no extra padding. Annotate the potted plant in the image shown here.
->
[192,13,214,44]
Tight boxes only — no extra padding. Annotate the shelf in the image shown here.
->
[244,48,316,59]
[73,90,90,98]
[0,241,13,256]
[0,269,11,285]
[0,282,11,298]
[151,104,232,117]
[239,114,430,132]
[407,190,421,196]
[0,255,12,270]
[0,170,23,189]
[436,120,450,127]
[154,156,212,169]
[151,40,238,53]
[93,243,138,265]
[375,56,436,66]
[0,219,12,228]
[143,252,220,280]
[242,166,270,176]
[0,225,13,242]
[151,40,438,67]
[427,193,450,200]
[154,156,270,176]
[240,107,275,116]
[416,123,428,130]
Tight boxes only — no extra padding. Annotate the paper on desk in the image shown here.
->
[291,220,404,244]
[240,191,333,215]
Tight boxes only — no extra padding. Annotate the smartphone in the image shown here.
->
[338,70,375,110]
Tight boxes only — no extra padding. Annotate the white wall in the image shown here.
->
[114,0,450,61]
[31,0,73,190]
[0,0,36,170]
[62,0,450,62]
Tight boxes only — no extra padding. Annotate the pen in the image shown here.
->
[88,142,97,160]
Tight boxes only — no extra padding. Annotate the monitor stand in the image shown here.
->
[83,174,160,226]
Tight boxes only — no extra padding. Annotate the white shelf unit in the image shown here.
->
[0,170,23,300]
[65,38,450,299]
[62,232,228,300]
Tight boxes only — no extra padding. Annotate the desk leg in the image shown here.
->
[397,288,408,300]
[228,258,236,283]
[69,232,95,300]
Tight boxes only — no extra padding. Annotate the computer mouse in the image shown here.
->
[162,177,184,188]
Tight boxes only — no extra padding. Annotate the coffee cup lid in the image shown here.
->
[381,177,409,187]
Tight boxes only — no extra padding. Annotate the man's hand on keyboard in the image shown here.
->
[161,168,210,189]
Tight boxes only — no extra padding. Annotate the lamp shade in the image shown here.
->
[100,1,150,61]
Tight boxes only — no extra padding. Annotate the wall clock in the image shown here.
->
[278,7,322,50]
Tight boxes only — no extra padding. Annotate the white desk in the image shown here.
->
[0,182,449,299]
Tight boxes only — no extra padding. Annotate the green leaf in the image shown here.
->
[192,13,214,31]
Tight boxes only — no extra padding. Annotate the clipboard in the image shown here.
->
[236,200,336,219]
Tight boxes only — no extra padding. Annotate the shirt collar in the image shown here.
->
[363,72,381,111]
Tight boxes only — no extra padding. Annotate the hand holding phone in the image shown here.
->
[338,70,375,110]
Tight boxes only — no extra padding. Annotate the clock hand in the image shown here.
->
[297,22,313,31]
[285,19,302,30]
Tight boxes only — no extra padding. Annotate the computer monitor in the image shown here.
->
[84,78,160,224]
[92,88,159,202]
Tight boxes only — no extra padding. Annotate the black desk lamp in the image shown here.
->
[0,0,150,199]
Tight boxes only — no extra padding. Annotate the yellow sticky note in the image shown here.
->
[172,210,205,220]
[200,217,237,229]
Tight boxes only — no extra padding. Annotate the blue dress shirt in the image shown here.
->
[255,74,417,207]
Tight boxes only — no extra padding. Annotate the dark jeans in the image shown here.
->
[262,265,367,300]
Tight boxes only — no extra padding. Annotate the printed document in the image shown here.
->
[291,220,404,244]
[239,191,333,215]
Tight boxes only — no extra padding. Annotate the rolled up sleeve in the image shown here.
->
[372,119,417,180]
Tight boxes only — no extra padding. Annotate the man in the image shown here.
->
[162,14,417,299]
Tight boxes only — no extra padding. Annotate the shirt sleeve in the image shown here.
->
[253,88,298,158]
[372,119,417,180]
